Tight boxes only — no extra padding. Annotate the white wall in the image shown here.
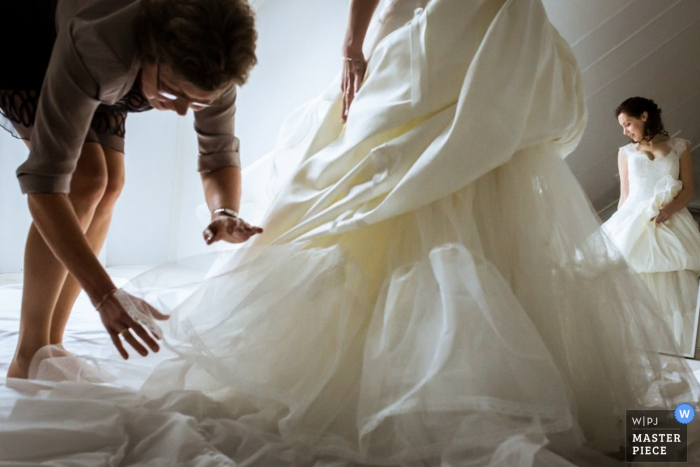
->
[0,134,31,272]
[0,0,351,272]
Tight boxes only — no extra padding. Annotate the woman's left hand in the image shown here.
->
[341,54,367,122]
[652,206,673,224]
[203,215,263,244]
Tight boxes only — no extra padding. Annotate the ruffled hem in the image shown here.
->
[0,108,29,141]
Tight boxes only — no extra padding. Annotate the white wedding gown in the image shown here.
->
[602,138,700,356]
[1,0,699,466]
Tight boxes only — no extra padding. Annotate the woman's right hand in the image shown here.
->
[26,194,168,360]
[203,214,263,245]
[95,289,169,359]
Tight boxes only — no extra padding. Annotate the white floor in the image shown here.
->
[0,265,151,378]
[2,267,700,385]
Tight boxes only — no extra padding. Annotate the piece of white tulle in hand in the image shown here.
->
[113,290,164,340]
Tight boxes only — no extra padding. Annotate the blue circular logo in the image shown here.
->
[675,403,695,424]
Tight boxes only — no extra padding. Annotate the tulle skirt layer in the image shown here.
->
[639,270,699,357]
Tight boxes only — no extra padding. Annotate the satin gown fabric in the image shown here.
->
[1,0,699,465]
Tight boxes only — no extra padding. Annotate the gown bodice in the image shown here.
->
[624,137,687,202]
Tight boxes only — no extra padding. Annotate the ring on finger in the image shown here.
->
[119,328,130,337]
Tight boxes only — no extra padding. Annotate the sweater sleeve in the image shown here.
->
[16,22,101,194]
[194,85,241,172]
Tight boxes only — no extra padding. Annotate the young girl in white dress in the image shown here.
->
[603,97,700,357]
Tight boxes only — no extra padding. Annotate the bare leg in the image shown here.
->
[8,143,108,379]
[50,147,125,344]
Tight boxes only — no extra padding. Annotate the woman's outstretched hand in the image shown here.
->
[203,215,263,245]
[96,289,169,360]
[341,54,367,122]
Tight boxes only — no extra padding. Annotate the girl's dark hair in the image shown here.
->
[136,0,257,91]
[615,97,669,141]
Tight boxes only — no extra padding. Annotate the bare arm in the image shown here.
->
[28,193,114,299]
[201,166,242,214]
[27,194,165,358]
[617,149,629,209]
[654,145,695,223]
[341,0,381,121]
[200,166,262,244]
[342,0,381,58]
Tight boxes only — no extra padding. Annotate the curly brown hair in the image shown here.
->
[136,0,257,91]
[615,97,669,142]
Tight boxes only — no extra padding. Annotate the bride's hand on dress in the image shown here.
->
[203,215,263,245]
[340,0,379,122]
[652,206,673,224]
[95,290,169,360]
[341,53,366,122]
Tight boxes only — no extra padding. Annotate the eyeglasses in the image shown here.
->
[156,63,215,110]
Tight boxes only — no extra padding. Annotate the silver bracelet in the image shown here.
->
[212,208,239,218]
[94,288,117,311]
[342,56,366,68]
